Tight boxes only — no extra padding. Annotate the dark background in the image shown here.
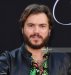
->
[0,0,71,52]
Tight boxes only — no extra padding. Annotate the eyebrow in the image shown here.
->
[27,23,48,25]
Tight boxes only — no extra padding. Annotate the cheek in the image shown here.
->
[41,29,50,38]
[23,28,33,37]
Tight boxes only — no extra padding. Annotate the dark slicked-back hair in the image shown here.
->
[19,4,53,29]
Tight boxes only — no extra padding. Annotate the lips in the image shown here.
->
[32,36,40,38]
[31,37,40,41]
[30,34,43,42]
[31,35,42,39]
[30,34,42,38]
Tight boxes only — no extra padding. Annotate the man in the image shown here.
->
[0,4,70,75]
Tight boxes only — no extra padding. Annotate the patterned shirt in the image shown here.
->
[29,53,48,75]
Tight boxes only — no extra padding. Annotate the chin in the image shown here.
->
[31,41,42,45]
[32,43,42,46]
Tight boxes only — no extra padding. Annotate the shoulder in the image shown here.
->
[50,53,69,62]
[0,44,24,59]
[49,53,70,75]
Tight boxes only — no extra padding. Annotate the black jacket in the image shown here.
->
[0,44,70,75]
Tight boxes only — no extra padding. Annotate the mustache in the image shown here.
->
[30,34,42,38]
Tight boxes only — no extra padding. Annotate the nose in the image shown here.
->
[33,26,39,33]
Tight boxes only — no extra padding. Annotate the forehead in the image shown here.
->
[25,13,49,24]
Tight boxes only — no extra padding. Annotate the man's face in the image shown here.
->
[22,13,51,49]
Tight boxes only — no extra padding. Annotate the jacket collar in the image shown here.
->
[20,43,32,66]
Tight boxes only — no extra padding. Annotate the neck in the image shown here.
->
[25,45,47,66]
[25,45,45,55]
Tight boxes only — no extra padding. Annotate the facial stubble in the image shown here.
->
[23,32,50,49]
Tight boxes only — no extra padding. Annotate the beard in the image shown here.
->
[23,32,49,49]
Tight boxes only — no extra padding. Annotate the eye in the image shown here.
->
[27,23,34,27]
[40,24,46,28]
[28,24,33,27]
